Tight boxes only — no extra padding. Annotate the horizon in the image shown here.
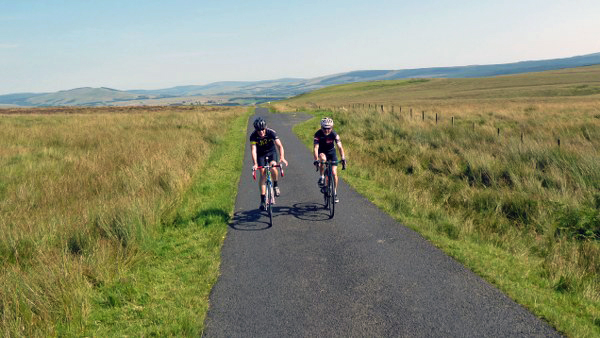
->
[2,0,600,95]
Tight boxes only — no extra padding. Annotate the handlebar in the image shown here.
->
[253,163,285,180]
[314,160,346,170]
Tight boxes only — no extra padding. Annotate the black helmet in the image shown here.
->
[253,117,267,130]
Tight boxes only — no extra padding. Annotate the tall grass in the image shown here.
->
[0,106,247,335]
[283,68,600,337]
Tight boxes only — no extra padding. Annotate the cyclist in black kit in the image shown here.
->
[250,117,288,211]
[313,117,346,203]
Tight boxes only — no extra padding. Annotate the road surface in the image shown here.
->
[203,108,560,337]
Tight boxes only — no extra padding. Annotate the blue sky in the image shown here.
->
[1,0,599,94]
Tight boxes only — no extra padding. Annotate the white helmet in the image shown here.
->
[320,117,334,128]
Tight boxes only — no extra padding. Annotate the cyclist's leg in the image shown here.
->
[257,155,268,209]
[318,153,327,186]
[269,150,279,182]
[328,150,339,201]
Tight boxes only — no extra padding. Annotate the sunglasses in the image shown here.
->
[322,127,332,131]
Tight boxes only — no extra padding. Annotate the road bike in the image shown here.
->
[315,159,345,219]
[253,157,284,226]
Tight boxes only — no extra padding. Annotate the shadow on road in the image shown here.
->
[290,202,331,222]
[229,202,332,230]
[229,209,272,231]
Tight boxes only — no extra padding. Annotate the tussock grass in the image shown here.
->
[0,106,248,335]
[285,66,600,337]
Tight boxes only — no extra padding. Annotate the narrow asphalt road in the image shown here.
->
[203,109,560,337]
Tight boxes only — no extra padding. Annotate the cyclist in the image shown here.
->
[313,117,346,203]
[250,117,288,211]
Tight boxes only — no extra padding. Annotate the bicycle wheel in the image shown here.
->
[328,171,335,218]
[322,169,329,209]
[266,181,273,226]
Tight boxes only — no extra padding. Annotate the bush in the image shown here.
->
[555,206,600,241]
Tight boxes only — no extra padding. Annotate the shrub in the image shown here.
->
[555,205,600,241]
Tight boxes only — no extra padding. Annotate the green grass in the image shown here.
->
[287,66,600,337]
[83,112,248,335]
[0,106,250,336]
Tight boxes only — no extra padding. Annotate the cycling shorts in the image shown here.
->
[257,151,278,167]
[319,149,338,163]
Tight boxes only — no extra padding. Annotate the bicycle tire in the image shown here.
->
[267,181,273,226]
[323,167,329,209]
[328,170,335,218]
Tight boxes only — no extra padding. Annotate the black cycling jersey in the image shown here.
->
[314,129,340,154]
[250,128,278,156]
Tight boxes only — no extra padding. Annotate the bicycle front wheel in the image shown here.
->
[328,173,335,218]
[267,182,273,226]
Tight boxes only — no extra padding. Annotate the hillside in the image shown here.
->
[1,52,599,107]
[23,87,153,106]
[281,64,600,106]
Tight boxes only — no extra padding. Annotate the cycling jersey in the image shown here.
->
[250,128,278,156]
[314,129,340,154]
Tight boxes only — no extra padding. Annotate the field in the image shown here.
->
[0,105,249,336]
[278,66,600,337]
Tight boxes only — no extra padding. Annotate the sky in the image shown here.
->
[1,0,599,95]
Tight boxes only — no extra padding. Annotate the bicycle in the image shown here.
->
[253,157,284,226]
[315,159,345,219]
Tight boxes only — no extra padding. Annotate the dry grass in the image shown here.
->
[284,66,600,336]
[0,106,246,335]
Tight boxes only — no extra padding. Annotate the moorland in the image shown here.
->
[278,65,600,337]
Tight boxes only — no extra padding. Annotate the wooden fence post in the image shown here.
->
[422,111,425,120]
[452,116,454,126]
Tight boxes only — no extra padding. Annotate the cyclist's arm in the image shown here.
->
[251,144,258,170]
[313,143,320,161]
[275,139,288,166]
[336,138,346,160]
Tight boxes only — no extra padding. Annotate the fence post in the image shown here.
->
[558,138,561,147]
[521,132,524,143]
[452,116,454,126]
[436,113,438,124]
[497,128,500,137]
[422,111,425,120]
[410,108,413,118]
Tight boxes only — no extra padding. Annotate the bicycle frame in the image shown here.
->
[317,160,338,218]
[253,159,284,226]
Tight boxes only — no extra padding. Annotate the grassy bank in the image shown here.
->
[283,67,600,337]
[0,106,250,336]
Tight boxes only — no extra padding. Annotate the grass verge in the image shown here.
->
[82,111,250,335]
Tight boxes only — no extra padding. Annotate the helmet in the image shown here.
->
[253,117,267,130]
[320,117,334,128]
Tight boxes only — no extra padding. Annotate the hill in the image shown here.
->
[281,64,600,107]
[1,52,599,107]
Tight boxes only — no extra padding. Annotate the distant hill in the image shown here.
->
[1,52,599,107]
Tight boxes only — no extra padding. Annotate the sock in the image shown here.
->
[261,194,266,203]
[273,181,278,187]
[320,175,324,180]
